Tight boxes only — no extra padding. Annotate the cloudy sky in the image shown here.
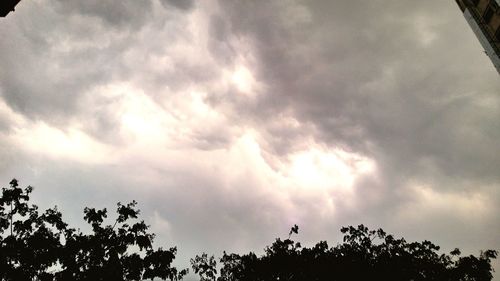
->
[1,0,499,278]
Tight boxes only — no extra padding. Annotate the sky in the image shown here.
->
[0,0,499,279]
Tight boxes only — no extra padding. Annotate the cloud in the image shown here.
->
[160,0,195,11]
[0,0,499,278]
[216,0,500,185]
[53,0,153,29]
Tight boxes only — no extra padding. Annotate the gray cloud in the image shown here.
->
[207,0,500,272]
[53,0,153,29]
[0,0,499,278]
[0,0,211,137]
[216,0,500,183]
[160,0,195,11]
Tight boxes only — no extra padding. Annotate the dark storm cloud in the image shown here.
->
[215,0,500,183]
[160,0,195,11]
[0,1,126,124]
[53,0,153,29]
[0,0,499,278]
[206,14,238,65]
[208,2,499,272]
[0,0,205,136]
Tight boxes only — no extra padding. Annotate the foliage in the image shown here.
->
[207,225,497,281]
[191,253,217,281]
[0,179,66,280]
[0,179,187,281]
[1,179,497,281]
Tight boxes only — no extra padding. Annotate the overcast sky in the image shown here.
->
[1,0,499,279]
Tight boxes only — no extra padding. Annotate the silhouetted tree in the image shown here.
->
[191,253,217,281]
[2,179,497,281]
[0,179,187,281]
[0,179,66,280]
[198,225,497,281]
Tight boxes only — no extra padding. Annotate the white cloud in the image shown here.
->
[12,121,112,164]
[397,182,494,222]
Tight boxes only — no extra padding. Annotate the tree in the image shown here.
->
[191,253,217,281]
[0,179,66,280]
[2,179,497,281]
[0,179,187,281]
[203,225,497,281]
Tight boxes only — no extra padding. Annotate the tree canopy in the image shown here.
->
[194,224,498,281]
[0,179,187,281]
[1,179,497,281]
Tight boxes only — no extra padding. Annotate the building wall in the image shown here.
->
[456,0,500,73]
[473,0,500,42]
